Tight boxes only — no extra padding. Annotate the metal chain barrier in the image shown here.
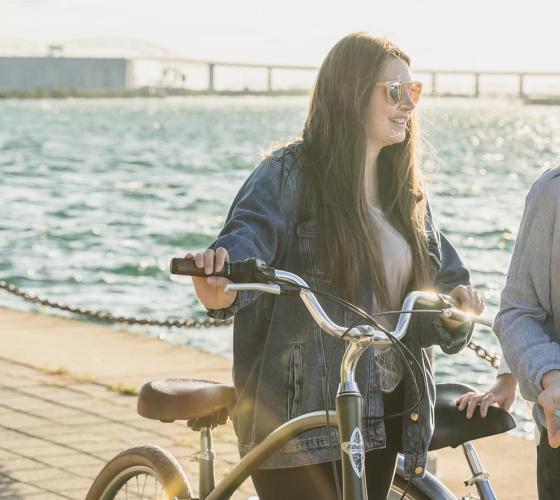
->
[0,280,500,367]
[0,280,232,328]
[467,341,501,369]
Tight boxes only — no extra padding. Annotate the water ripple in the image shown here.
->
[2,96,558,437]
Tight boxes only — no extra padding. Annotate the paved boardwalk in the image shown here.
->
[0,306,253,499]
[0,306,538,499]
[0,357,254,499]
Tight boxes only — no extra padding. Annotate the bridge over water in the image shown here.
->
[1,38,559,99]
[140,55,560,99]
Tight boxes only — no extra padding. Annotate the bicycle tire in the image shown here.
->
[388,474,430,500]
[86,445,193,500]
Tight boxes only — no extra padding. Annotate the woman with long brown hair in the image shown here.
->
[186,32,483,500]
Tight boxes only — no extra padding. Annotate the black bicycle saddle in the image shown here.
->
[429,382,516,451]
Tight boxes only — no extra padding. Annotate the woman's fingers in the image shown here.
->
[450,285,469,308]
[193,252,204,269]
[480,393,495,418]
[469,287,484,314]
[537,387,560,448]
[462,286,475,310]
[203,249,215,274]
[186,248,236,310]
[450,285,484,314]
[456,391,496,418]
[186,248,229,274]
[475,291,485,314]
[456,392,476,412]
[466,393,480,419]
[183,248,231,273]
[214,247,230,272]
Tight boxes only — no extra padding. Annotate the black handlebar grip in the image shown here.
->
[170,257,229,278]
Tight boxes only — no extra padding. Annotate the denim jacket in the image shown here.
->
[208,144,473,479]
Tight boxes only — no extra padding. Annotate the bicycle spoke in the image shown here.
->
[109,471,167,500]
[141,473,148,498]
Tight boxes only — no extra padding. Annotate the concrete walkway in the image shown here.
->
[0,306,538,499]
[0,307,251,499]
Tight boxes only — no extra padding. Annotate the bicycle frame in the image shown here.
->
[199,402,457,500]
[196,398,491,500]
[86,259,501,500]
[202,340,448,500]
[204,411,338,499]
[191,268,490,500]
[204,339,370,499]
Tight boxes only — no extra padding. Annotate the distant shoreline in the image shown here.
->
[0,87,311,99]
[1,88,548,101]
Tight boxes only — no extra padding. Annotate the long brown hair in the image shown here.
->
[297,32,430,306]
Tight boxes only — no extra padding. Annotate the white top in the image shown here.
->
[369,205,413,392]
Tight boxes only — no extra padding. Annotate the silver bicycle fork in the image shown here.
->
[460,441,496,500]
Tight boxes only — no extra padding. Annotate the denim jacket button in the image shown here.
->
[410,412,419,422]
[414,466,424,475]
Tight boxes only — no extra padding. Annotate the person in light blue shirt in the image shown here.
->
[493,167,560,500]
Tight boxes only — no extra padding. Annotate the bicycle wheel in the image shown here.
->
[86,445,193,500]
[388,474,430,500]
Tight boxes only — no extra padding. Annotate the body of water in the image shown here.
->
[2,95,559,437]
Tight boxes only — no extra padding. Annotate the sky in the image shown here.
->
[1,0,560,72]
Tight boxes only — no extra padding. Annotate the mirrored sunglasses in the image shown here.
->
[375,80,423,105]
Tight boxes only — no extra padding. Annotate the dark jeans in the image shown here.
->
[252,384,404,500]
[537,429,560,500]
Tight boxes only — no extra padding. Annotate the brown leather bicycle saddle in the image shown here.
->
[428,382,516,451]
[137,379,236,423]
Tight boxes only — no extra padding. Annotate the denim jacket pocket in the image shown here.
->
[296,220,332,284]
[295,219,318,238]
[287,343,304,420]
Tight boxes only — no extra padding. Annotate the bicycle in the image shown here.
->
[86,257,515,500]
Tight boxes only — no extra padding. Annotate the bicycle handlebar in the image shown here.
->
[171,256,492,346]
[170,256,274,283]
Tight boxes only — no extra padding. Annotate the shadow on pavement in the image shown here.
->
[0,465,24,499]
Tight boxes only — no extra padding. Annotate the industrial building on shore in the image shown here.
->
[0,56,134,92]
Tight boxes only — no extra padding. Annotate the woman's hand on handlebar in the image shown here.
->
[441,285,485,328]
[185,248,237,310]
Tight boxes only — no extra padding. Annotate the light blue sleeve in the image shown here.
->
[494,173,560,402]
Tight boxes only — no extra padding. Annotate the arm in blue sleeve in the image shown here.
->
[415,203,474,354]
[493,176,560,402]
[206,155,297,319]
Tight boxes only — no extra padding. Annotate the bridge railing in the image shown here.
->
[141,57,560,97]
